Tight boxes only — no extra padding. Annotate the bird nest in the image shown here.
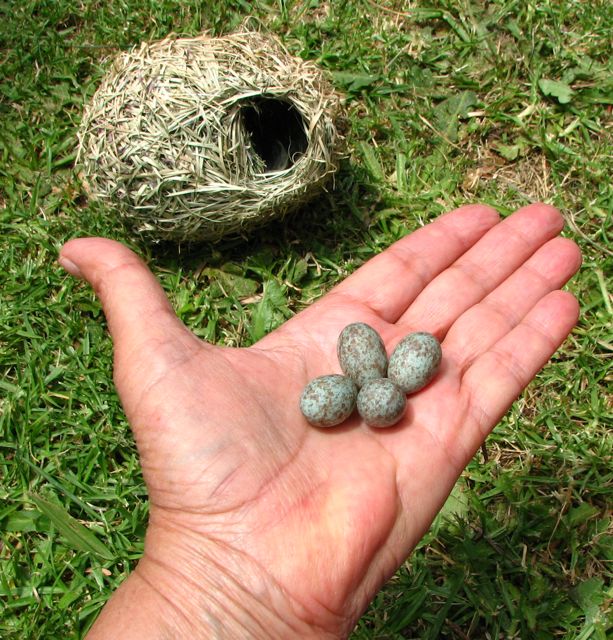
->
[77,30,344,243]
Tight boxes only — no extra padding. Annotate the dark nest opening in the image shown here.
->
[240,97,309,173]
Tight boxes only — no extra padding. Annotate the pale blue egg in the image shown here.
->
[357,378,406,428]
[300,374,357,427]
[388,332,442,394]
[337,322,388,388]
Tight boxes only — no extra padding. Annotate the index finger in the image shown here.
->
[332,204,500,322]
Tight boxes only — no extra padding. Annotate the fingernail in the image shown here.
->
[58,256,83,278]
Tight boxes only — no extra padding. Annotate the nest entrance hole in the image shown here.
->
[241,97,308,173]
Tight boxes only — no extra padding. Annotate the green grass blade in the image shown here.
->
[29,494,114,561]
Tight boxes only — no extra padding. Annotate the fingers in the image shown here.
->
[59,238,191,363]
[397,203,565,335]
[460,290,579,442]
[444,237,582,369]
[331,204,500,322]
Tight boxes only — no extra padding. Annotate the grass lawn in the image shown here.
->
[1,0,611,637]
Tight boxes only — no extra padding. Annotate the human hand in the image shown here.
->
[59,203,581,639]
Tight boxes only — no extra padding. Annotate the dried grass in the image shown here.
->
[77,30,343,242]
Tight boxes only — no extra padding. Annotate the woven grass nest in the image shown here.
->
[77,30,344,243]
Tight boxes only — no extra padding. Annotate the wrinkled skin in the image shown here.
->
[59,204,581,639]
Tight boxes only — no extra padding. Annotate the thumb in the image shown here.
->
[59,238,190,375]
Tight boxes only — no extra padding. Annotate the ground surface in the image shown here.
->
[0,1,611,638]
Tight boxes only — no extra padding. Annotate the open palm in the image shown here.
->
[60,203,580,639]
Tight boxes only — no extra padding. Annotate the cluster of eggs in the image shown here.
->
[300,323,442,428]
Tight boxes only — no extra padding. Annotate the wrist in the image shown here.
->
[137,545,304,639]
[89,515,344,639]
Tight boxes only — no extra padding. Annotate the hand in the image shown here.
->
[59,203,581,639]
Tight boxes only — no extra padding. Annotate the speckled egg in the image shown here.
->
[300,374,358,428]
[337,322,388,387]
[388,332,442,394]
[357,378,406,428]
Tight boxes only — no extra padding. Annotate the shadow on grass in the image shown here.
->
[353,469,609,639]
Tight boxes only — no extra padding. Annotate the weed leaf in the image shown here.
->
[332,71,379,94]
[201,267,258,299]
[570,577,608,633]
[249,280,289,343]
[566,502,599,527]
[538,78,574,104]
[434,91,478,142]
[438,482,470,522]
[359,141,386,182]
[0,508,44,533]
[493,138,529,161]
